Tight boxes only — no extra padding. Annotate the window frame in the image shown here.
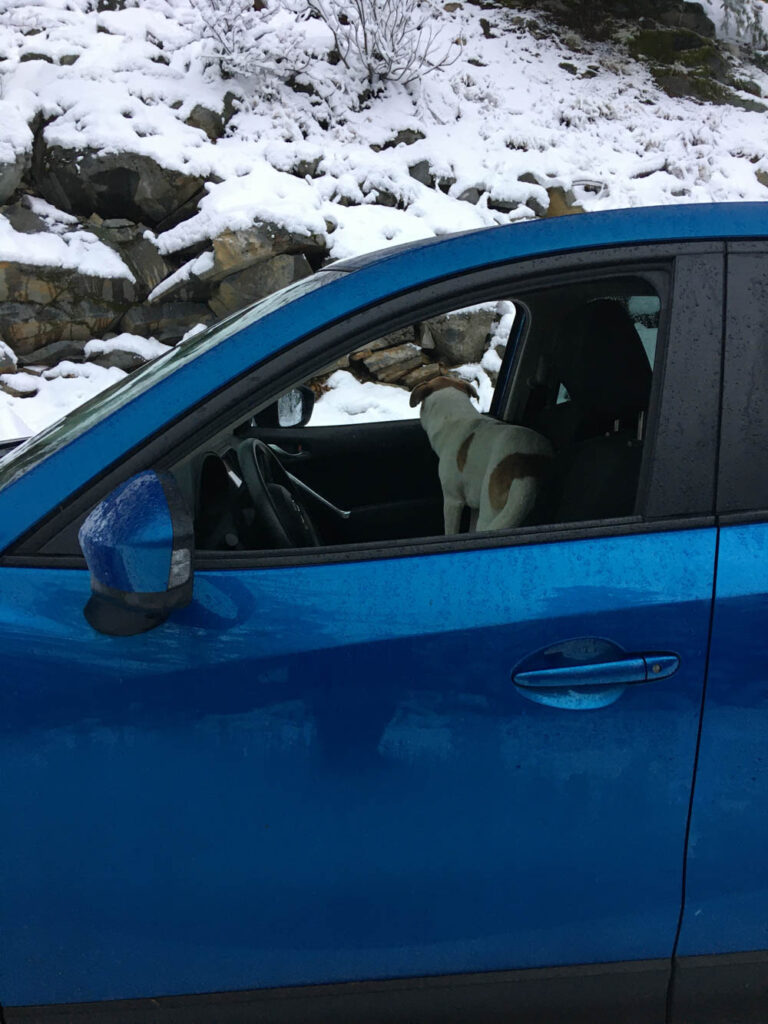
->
[7,241,724,565]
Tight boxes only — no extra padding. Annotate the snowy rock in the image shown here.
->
[2,202,47,235]
[89,219,171,299]
[185,105,225,142]
[0,340,17,373]
[18,339,86,368]
[84,333,170,372]
[408,161,433,187]
[208,254,313,317]
[207,225,325,283]
[0,260,136,307]
[0,373,39,399]
[33,145,206,228]
[84,333,170,371]
[148,251,215,304]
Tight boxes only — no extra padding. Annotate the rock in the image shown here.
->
[0,340,17,373]
[89,219,171,298]
[33,143,206,227]
[0,300,123,354]
[488,196,522,215]
[543,186,584,217]
[349,328,417,364]
[185,104,225,142]
[0,376,39,398]
[88,349,146,372]
[757,170,768,190]
[0,260,137,306]
[361,343,424,383]
[427,309,496,364]
[207,226,325,283]
[118,301,214,343]
[408,160,433,187]
[222,91,240,126]
[629,28,727,79]
[19,52,53,63]
[458,187,482,204]
[0,152,27,205]
[291,157,322,179]
[208,254,313,317]
[2,201,47,235]
[18,338,85,367]
[658,2,715,37]
[402,363,442,388]
[372,129,427,151]
[652,69,731,102]
[59,54,80,65]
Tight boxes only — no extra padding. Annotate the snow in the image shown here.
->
[0,358,125,440]
[310,370,419,426]
[84,333,171,361]
[2,0,768,438]
[0,209,135,279]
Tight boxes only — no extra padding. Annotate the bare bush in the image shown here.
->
[188,0,308,80]
[306,0,461,89]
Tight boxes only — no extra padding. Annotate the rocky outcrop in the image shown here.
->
[32,143,207,228]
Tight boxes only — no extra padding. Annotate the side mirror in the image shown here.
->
[277,385,315,428]
[78,470,194,636]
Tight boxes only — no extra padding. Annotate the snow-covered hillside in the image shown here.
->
[1,0,768,438]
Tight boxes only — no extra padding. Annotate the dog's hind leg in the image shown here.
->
[443,497,465,535]
[477,478,538,533]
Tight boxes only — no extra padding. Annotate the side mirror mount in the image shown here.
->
[78,470,194,636]
[277,385,315,428]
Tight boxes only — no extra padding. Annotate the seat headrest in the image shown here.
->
[556,298,653,425]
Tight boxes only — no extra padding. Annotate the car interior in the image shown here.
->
[184,273,662,554]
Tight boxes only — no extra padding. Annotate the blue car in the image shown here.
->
[2,204,767,1023]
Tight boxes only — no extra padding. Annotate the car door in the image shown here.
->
[671,244,768,1023]
[0,244,722,1023]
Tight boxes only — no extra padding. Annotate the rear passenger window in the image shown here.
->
[502,276,663,524]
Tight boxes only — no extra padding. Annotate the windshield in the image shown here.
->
[0,271,343,485]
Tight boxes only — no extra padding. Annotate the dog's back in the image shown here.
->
[411,376,553,534]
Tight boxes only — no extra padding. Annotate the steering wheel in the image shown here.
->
[238,439,320,548]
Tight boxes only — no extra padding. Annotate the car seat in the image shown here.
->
[532,298,653,524]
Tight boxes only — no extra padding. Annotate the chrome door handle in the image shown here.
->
[512,654,679,690]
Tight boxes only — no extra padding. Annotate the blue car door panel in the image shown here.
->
[1,529,715,1008]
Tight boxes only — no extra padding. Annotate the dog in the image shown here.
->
[410,376,553,535]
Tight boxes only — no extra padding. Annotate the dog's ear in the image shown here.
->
[455,379,479,401]
[409,382,430,407]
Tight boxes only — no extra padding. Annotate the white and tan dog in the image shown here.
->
[410,376,553,535]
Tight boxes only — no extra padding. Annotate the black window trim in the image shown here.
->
[6,240,723,565]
